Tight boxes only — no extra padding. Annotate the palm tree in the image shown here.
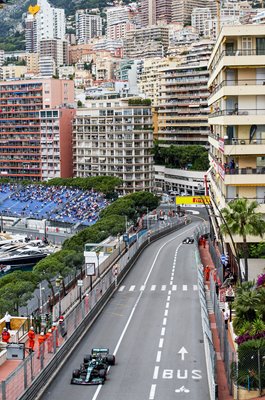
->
[221,198,265,281]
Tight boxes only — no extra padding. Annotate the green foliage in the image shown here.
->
[127,98,151,106]
[152,143,209,171]
[77,100,83,107]
[249,242,265,258]
[221,198,265,281]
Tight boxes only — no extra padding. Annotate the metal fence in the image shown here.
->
[193,223,217,400]
[0,216,186,400]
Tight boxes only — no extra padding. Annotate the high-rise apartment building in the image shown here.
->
[73,98,154,193]
[155,40,213,146]
[124,26,169,59]
[0,79,74,181]
[171,0,216,26]
[25,0,66,53]
[207,25,265,268]
[139,0,172,26]
[75,10,103,44]
[106,5,138,39]
[39,38,69,69]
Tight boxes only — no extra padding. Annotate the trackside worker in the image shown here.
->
[46,329,53,353]
[37,332,46,359]
[28,326,35,352]
[51,323,59,347]
[2,328,10,343]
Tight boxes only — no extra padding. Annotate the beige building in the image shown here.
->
[26,53,39,74]
[73,98,154,194]
[0,65,28,80]
[208,25,265,253]
[138,58,178,106]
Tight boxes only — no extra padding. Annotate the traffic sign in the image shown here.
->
[77,280,83,286]
[220,254,229,265]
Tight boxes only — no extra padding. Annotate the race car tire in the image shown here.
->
[107,355,115,365]
[72,369,80,378]
[99,369,106,379]
[84,354,92,364]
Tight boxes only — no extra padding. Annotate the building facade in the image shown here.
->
[207,25,265,246]
[75,10,103,44]
[0,79,74,181]
[139,0,172,27]
[73,98,154,193]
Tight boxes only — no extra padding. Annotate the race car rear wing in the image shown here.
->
[91,348,109,355]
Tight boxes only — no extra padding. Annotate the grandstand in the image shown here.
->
[0,184,109,227]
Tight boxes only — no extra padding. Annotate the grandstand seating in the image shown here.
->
[0,184,109,226]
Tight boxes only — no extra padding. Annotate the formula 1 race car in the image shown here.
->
[182,237,194,244]
[71,348,116,385]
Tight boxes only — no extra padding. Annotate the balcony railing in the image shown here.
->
[209,133,265,145]
[210,48,265,73]
[226,167,265,175]
[209,78,265,98]
[225,197,265,204]
[209,108,265,117]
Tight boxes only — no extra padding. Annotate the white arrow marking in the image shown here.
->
[178,346,188,361]
[175,386,190,393]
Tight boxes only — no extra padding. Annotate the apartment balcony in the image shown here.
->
[209,134,265,156]
[208,79,265,104]
[211,160,265,186]
[209,48,265,86]
[208,108,265,125]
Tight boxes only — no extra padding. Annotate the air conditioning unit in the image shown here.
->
[232,139,238,145]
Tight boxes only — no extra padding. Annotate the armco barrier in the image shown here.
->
[11,218,188,400]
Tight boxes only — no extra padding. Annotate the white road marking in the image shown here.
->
[167,295,170,301]
[164,310,168,316]
[129,285,135,292]
[163,317,167,325]
[165,302,169,309]
[153,366,159,379]
[140,285,145,291]
[183,285,188,291]
[149,384,156,400]
[92,228,195,400]
[172,285,177,291]
[168,290,172,295]
[161,327,166,336]
[151,285,156,291]
[118,286,125,292]
[161,285,166,291]
[193,284,198,291]
[156,351,161,362]
[159,338,164,348]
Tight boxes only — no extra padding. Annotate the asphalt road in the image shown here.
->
[41,220,210,400]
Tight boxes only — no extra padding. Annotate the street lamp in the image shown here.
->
[117,233,121,254]
[96,250,100,278]
[55,275,63,317]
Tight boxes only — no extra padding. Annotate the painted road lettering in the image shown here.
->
[178,346,188,361]
[162,369,202,380]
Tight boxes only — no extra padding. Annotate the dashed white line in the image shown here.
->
[172,285,177,291]
[161,285,166,291]
[165,302,169,309]
[164,309,168,317]
[140,285,145,291]
[163,317,167,325]
[158,338,164,348]
[168,290,172,295]
[167,295,170,301]
[118,286,125,292]
[161,327,166,336]
[183,285,187,291]
[193,284,198,291]
[129,285,135,292]
[153,366,159,379]
[149,384,156,400]
[156,351,161,362]
[151,285,156,291]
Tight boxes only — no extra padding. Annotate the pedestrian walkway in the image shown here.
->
[118,284,198,292]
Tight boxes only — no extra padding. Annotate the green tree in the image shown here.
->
[0,280,35,315]
[221,199,265,281]
[33,256,63,298]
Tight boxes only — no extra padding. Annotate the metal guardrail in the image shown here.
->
[194,224,217,400]
[0,217,184,400]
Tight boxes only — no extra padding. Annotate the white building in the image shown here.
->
[73,98,154,194]
[0,50,4,66]
[25,0,66,53]
[38,56,56,77]
[75,10,103,44]
[106,5,137,39]
[191,8,212,35]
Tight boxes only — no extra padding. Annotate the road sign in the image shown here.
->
[77,280,83,286]
[86,262,95,276]
[220,254,229,265]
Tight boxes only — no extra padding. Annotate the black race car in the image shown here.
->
[71,348,115,385]
[182,237,194,244]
